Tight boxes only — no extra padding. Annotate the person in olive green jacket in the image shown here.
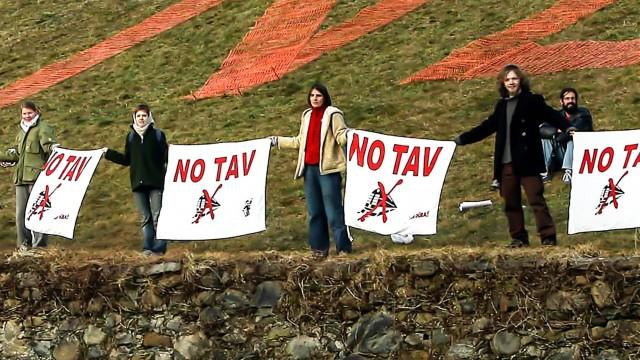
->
[0,101,57,249]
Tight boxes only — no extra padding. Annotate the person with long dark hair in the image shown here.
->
[273,83,352,257]
[0,101,57,250]
[454,65,568,247]
[103,104,168,255]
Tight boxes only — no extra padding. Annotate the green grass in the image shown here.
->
[0,0,639,253]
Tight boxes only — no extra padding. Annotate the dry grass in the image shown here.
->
[0,0,639,254]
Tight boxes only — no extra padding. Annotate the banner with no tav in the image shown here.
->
[25,148,103,239]
[344,130,456,235]
[156,139,271,240]
[568,130,640,234]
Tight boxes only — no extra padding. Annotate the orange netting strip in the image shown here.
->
[402,0,618,83]
[461,40,640,78]
[0,0,224,109]
[189,0,336,99]
[289,0,428,70]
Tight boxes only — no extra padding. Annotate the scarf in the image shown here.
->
[132,112,155,139]
[20,114,40,133]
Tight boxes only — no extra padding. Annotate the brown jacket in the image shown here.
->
[278,106,348,179]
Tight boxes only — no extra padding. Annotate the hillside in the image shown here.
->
[0,0,639,253]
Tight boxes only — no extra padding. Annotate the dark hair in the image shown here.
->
[307,82,332,107]
[132,104,151,115]
[560,87,578,101]
[496,64,530,98]
[20,101,40,114]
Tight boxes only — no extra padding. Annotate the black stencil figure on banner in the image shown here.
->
[358,179,403,223]
[27,183,62,221]
[243,199,253,217]
[595,171,628,215]
[192,183,223,224]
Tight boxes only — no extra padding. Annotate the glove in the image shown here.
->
[269,136,278,147]
[0,161,16,168]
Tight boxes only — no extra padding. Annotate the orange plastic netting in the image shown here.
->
[402,0,619,83]
[461,40,640,79]
[0,0,223,109]
[189,0,337,99]
[191,0,427,98]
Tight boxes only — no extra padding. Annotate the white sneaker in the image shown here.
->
[391,233,414,244]
[562,169,572,184]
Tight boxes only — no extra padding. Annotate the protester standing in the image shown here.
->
[0,101,57,250]
[454,64,568,247]
[273,83,352,257]
[103,104,168,255]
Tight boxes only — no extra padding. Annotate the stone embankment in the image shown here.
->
[1,249,639,359]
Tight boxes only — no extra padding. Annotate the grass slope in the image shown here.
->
[0,0,639,253]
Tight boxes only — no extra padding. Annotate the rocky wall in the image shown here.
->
[1,250,639,359]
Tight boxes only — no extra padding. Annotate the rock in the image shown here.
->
[220,289,249,310]
[166,316,184,332]
[592,349,622,360]
[459,299,476,314]
[222,332,247,344]
[86,297,104,314]
[68,300,84,315]
[472,317,491,333]
[115,332,134,345]
[347,311,401,354]
[159,274,183,289]
[195,291,217,306]
[83,325,106,345]
[415,313,434,326]
[266,326,292,341]
[24,315,44,328]
[104,313,121,330]
[286,335,320,360]
[252,281,282,308]
[143,332,172,347]
[411,260,439,277]
[33,340,52,358]
[53,339,82,360]
[591,280,614,309]
[404,333,423,346]
[136,261,182,276]
[431,328,450,347]
[3,319,22,340]
[491,332,520,356]
[59,318,81,332]
[327,339,345,352]
[4,339,30,357]
[199,307,227,326]
[575,275,589,285]
[141,289,164,311]
[524,345,543,358]
[447,341,476,359]
[173,332,209,359]
[87,345,107,359]
[547,346,579,360]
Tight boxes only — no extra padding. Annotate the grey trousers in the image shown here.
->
[16,185,48,248]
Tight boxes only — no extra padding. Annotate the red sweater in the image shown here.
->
[304,107,326,165]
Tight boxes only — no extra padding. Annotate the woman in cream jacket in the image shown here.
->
[274,83,352,257]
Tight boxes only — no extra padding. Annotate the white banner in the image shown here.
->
[25,148,103,239]
[344,130,456,235]
[568,130,640,234]
[156,139,270,240]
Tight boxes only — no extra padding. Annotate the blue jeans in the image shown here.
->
[303,165,352,254]
[562,140,574,170]
[133,189,167,253]
[541,139,565,173]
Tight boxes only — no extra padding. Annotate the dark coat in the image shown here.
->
[458,90,568,180]
[105,125,168,191]
[556,107,593,143]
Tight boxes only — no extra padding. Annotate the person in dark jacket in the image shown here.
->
[103,104,168,255]
[0,101,57,250]
[454,64,568,247]
[555,87,593,184]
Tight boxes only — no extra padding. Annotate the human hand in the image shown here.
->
[269,136,278,147]
[0,161,16,168]
[7,148,17,156]
[101,147,108,154]
[453,136,462,145]
[51,143,60,150]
